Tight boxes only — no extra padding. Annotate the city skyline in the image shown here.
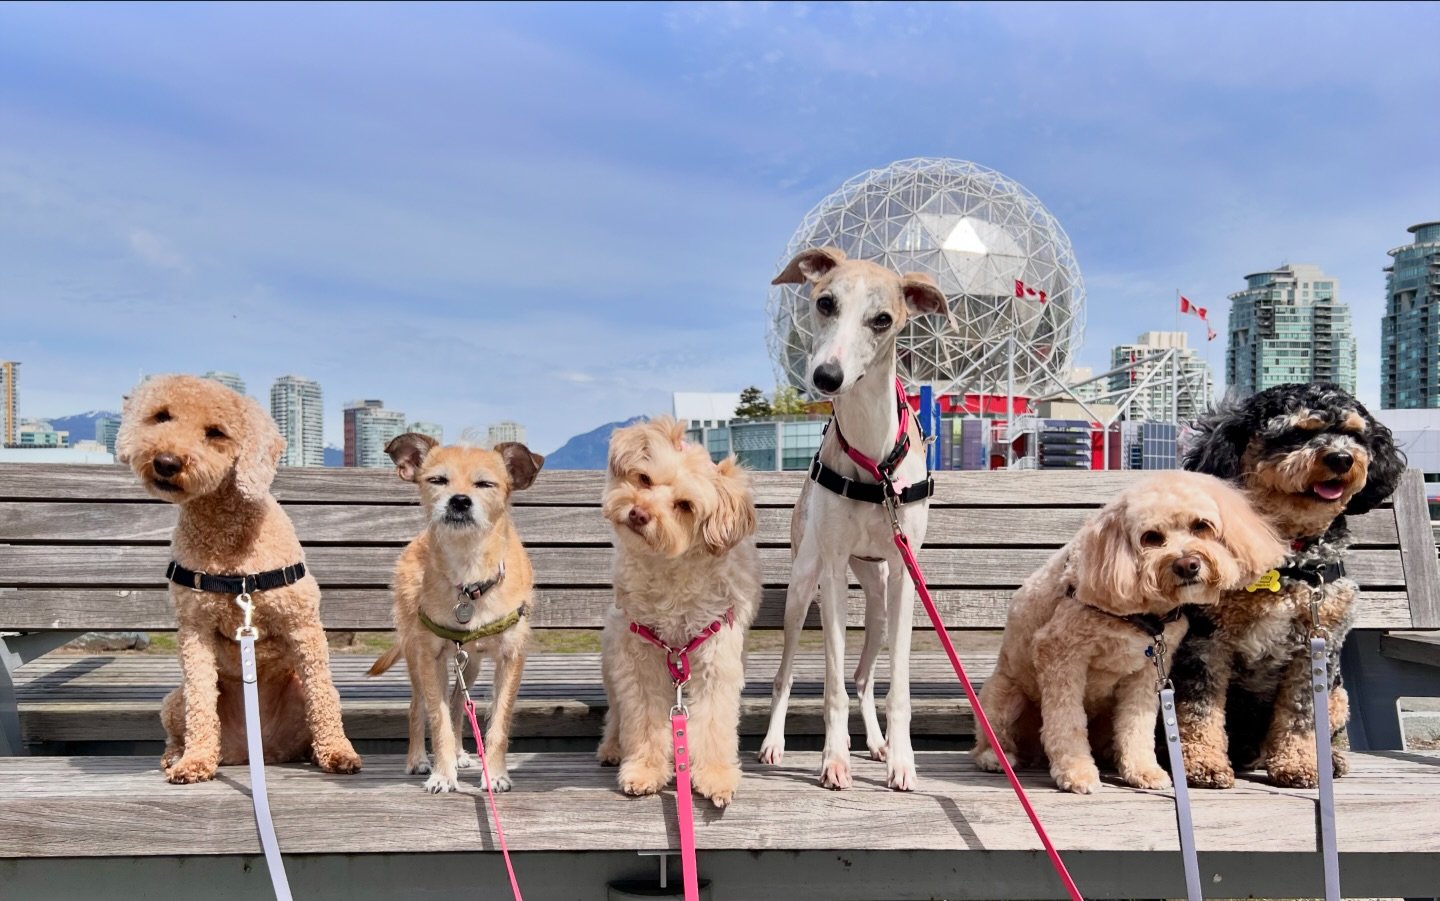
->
[2,4,1437,450]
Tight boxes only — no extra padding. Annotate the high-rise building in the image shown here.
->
[409,421,444,443]
[203,371,246,395]
[95,416,120,455]
[270,376,325,467]
[1063,367,1108,404]
[0,361,17,447]
[485,421,525,446]
[1108,331,1213,423]
[343,400,407,468]
[1381,222,1440,409]
[1226,263,1355,397]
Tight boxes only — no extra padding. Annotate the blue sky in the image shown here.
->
[2,1,1437,453]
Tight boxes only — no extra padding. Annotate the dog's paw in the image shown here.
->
[597,739,622,767]
[424,770,460,794]
[868,739,888,762]
[1121,764,1172,790]
[165,753,218,785]
[456,750,475,770]
[160,748,184,771]
[887,756,917,792]
[481,770,513,793]
[971,746,1010,774]
[406,757,432,776]
[1332,748,1349,778]
[314,743,363,775]
[819,755,852,790]
[692,762,741,809]
[756,740,784,765]
[1266,756,1319,789]
[619,761,667,797]
[1052,760,1102,795]
[1183,746,1235,789]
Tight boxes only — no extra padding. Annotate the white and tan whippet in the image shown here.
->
[758,246,953,791]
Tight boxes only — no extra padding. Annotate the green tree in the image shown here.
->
[771,384,808,415]
[734,386,772,420]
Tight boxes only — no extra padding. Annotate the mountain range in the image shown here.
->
[45,410,119,442]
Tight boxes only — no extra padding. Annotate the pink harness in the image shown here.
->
[828,380,1084,901]
[629,608,736,901]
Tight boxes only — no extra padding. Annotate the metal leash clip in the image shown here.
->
[1149,634,1173,693]
[453,644,471,697]
[1309,569,1330,642]
[671,680,688,719]
[234,592,256,641]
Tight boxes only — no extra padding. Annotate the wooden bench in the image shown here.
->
[3,463,1440,899]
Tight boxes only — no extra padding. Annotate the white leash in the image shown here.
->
[235,594,295,901]
[1309,585,1341,901]
[1151,636,1202,901]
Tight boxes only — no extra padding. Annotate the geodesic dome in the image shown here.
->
[766,158,1085,398]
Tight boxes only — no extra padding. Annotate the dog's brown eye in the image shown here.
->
[1191,520,1214,536]
[474,480,495,489]
[1140,530,1165,547]
[153,410,171,423]
[426,475,448,486]
[638,473,652,488]
[871,313,893,331]
[205,427,226,440]
[675,500,692,513]
[816,295,836,316]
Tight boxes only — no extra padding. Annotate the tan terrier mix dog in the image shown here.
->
[368,433,544,794]
[116,374,361,783]
[597,417,761,807]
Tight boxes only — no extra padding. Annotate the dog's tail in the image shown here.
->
[367,644,404,677]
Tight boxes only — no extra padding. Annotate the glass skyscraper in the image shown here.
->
[343,399,407,468]
[271,376,325,467]
[1381,222,1440,409]
[1225,263,1355,398]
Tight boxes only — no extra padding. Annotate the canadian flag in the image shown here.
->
[1180,295,1218,341]
[1015,279,1047,304]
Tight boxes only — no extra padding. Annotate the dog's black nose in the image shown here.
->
[448,495,473,512]
[1172,555,1202,579]
[152,453,183,478]
[628,506,651,528]
[1323,451,1354,474]
[812,362,844,394]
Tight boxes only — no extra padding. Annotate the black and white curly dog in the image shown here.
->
[1171,381,1405,789]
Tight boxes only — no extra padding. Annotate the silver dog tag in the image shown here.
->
[453,600,475,624]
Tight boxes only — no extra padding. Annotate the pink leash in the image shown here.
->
[630,610,735,901]
[454,648,524,901]
[839,380,1084,901]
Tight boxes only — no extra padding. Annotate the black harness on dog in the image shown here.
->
[808,378,936,506]
[1277,538,1346,587]
[1065,583,1185,638]
[165,560,307,594]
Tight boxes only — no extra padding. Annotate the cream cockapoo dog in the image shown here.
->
[972,470,1284,794]
[596,417,761,808]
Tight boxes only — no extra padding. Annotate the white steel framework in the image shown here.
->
[767,158,1086,399]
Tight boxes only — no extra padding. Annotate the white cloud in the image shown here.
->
[127,228,186,271]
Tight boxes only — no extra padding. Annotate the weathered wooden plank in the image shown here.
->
[1380,631,1440,668]
[0,501,1403,548]
[1393,468,1440,628]
[0,584,1419,633]
[0,751,1345,857]
[0,545,1411,590]
[0,464,1201,507]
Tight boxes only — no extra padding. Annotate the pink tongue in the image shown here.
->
[1313,481,1344,501]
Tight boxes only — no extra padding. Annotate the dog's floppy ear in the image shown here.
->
[900,273,955,331]
[114,377,164,466]
[772,246,846,285]
[1182,402,1248,481]
[607,420,650,477]
[234,395,285,500]
[702,456,757,556]
[1069,498,1140,608]
[1346,407,1407,515]
[496,442,544,492]
[1209,478,1286,588]
[385,432,437,482]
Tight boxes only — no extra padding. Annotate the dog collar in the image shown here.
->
[810,377,935,506]
[166,560,306,595]
[458,562,506,601]
[1066,583,1185,638]
[1276,559,1346,588]
[419,604,528,644]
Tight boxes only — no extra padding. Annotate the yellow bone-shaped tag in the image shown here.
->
[1246,569,1282,593]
